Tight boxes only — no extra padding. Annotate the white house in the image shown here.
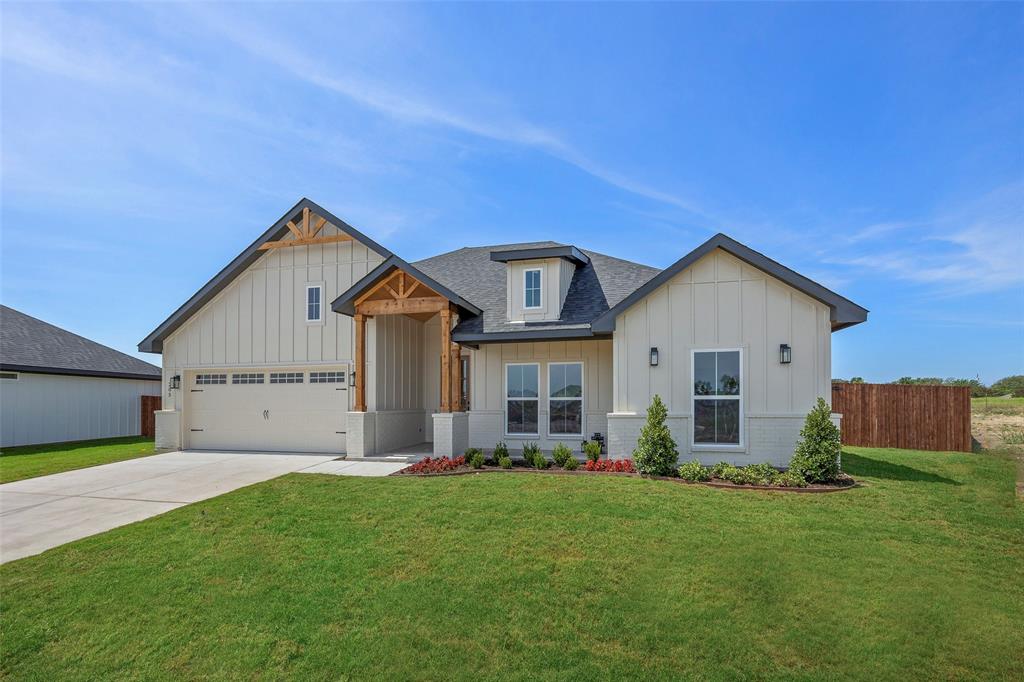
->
[1,306,162,447]
[140,199,867,465]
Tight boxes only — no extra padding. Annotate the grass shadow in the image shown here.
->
[842,451,961,486]
[0,436,154,458]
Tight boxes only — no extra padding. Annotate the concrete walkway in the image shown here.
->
[0,451,402,563]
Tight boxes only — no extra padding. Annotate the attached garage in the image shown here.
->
[185,366,349,454]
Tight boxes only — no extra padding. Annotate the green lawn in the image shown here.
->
[2,447,1021,681]
[0,436,157,483]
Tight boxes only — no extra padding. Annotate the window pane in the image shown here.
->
[717,351,740,396]
[522,365,538,398]
[716,400,740,444]
[694,352,716,396]
[507,400,538,434]
[525,270,541,307]
[550,399,582,434]
[694,400,717,443]
[507,365,522,398]
[549,363,582,398]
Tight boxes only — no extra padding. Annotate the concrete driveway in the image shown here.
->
[0,451,404,563]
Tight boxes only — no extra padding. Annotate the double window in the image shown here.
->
[306,285,322,323]
[524,269,542,309]
[692,350,742,446]
[504,362,584,436]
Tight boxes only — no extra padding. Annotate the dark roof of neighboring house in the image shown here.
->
[412,242,661,343]
[1,306,161,381]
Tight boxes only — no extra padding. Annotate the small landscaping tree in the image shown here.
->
[789,397,841,483]
[632,394,678,476]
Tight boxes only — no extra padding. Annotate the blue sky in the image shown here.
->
[2,2,1021,383]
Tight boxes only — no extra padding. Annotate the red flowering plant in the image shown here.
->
[583,458,636,473]
[403,456,465,474]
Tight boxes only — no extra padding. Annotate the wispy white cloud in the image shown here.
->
[180,4,713,219]
[828,181,1024,294]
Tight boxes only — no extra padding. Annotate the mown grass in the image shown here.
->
[1,447,1021,680]
[0,436,157,483]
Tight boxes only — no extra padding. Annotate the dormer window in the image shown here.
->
[524,269,542,309]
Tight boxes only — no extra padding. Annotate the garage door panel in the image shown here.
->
[186,368,347,454]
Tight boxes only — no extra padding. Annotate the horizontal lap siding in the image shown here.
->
[831,383,971,452]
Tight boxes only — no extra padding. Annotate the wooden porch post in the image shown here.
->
[451,342,462,411]
[354,313,367,412]
[440,307,452,412]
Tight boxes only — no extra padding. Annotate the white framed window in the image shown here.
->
[195,373,227,385]
[505,363,539,435]
[306,284,322,323]
[310,371,345,384]
[691,349,742,447]
[524,268,542,309]
[548,362,583,436]
[231,373,265,385]
[270,372,304,384]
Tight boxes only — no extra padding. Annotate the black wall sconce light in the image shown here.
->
[650,347,659,366]
[779,344,792,364]
[169,374,181,390]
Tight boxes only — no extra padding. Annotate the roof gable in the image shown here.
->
[590,233,868,333]
[2,306,160,380]
[138,198,392,353]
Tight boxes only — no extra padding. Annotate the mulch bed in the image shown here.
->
[392,463,859,493]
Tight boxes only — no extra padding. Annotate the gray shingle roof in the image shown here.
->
[412,242,660,339]
[1,306,161,380]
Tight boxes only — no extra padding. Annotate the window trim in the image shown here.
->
[523,268,543,310]
[305,283,324,324]
[690,348,744,449]
[504,362,540,437]
[547,361,584,437]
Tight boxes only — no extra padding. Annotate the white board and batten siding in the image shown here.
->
[159,225,386,452]
[0,373,160,448]
[608,249,832,465]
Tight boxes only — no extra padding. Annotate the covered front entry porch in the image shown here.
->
[332,260,480,458]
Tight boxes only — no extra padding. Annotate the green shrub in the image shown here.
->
[499,456,513,469]
[583,440,602,462]
[789,397,842,483]
[776,470,808,487]
[522,442,540,465]
[677,459,710,482]
[530,451,549,469]
[562,455,578,471]
[465,447,483,461]
[632,395,678,476]
[493,441,509,465]
[469,451,485,469]
[552,443,573,468]
[710,461,731,479]
[744,462,780,485]
[715,464,750,484]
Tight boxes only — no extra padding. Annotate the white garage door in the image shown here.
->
[186,367,348,454]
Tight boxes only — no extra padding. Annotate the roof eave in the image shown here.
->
[591,233,869,333]
[331,256,483,318]
[138,198,393,354]
[489,245,590,267]
[451,327,603,344]
[0,363,162,381]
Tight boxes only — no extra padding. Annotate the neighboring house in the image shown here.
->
[1,306,162,447]
[140,199,867,465]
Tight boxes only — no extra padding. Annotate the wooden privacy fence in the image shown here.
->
[831,383,971,452]
[141,395,162,439]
